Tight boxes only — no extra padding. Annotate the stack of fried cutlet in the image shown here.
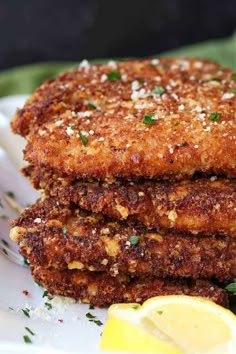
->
[10,58,236,307]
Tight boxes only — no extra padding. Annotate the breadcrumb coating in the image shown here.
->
[11,197,236,282]
[32,266,229,307]
[23,165,236,237]
[11,58,236,181]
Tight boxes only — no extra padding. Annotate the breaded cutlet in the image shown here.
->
[11,58,236,181]
[10,197,236,282]
[32,266,229,307]
[24,165,236,237]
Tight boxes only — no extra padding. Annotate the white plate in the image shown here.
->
[0,96,109,354]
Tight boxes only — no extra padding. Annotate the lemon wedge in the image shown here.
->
[100,295,236,353]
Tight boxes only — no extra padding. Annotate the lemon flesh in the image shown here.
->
[101,316,182,353]
[100,295,236,353]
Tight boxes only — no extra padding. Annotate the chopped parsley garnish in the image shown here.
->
[89,304,95,310]
[231,73,236,82]
[182,75,188,81]
[174,122,180,127]
[42,290,48,298]
[132,305,139,309]
[87,103,96,110]
[211,77,221,81]
[143,113,156,125]
[45,302,53,310]
[23,256,30,266]
[107,70,120,81]
[229,88,236,94]
[86,312,96,319]
[86,312,103,326]
[93,319,103,326]
[208,112,221,121]
[22,308,30,318]
[23,335,32,344]
[6,191,15,199]
[153,86,166,95]
[130,235,140,245]
[62,227,67,235]
[147,95,154,99]
[25,327,35,336]
[1,239,9,247]
[1,248,8,255]
[78,131,88,146]
[157,310,163,315]
[225,279,236,294]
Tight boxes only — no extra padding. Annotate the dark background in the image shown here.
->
[0,0,235,70]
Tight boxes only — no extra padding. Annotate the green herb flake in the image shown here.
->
[174,122,180,127]
[89,304,95,310]
[22,308,30,318]
[153,86,166,95]
[78,131,88,146]
[86,312,96,319]
[143,113,156,125]
[229,88,236,94]
[94,319,103,326]
[25,327,35,336]
[182,75,188,81]
[211,77,221,82]
[231,73,236,82]
[130,235,140,245]
[208,112,221,121]
[132,305,139,309]
[147,95,154,99]
[2,248,8,255]
[62,227,67,235]
[23,335,32,344]
[42,290,48,298]
[157,310,163,315]
[9,307,14,311]
[6,191,15,199]
[87,103,96,110]
[45,302,53,310]
[225,279,236,294]
[23,256,30,266]
[107,70,120,81]
[1,239,9,247]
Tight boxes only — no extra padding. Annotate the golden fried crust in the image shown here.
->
[31,266,229,307]
[12,58,236,180]
[23,165,236,237]
[11,197,236,282]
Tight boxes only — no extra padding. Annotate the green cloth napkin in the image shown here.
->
[0,31,235,97]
